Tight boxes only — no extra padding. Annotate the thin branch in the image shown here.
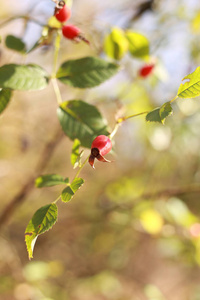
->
[113,184,200,210]
[0,16,47,29]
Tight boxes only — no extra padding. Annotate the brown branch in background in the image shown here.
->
[138,185,200,201]
[0,127,64,229]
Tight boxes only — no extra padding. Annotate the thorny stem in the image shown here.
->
[73,155,90,180]
[51,155,90,205]
[0,16,48,29]
[53,195,61,204]
[51,30,62,105]
[109,94,179,139]
[170,95,178,103]
[52,30,62,77]
[117,111,149,123]
[109,111,149,140]
[109,123,120,140]
[52,79,62,105]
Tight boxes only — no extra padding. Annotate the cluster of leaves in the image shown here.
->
[104,27,149,61]
[1,6,200,259]
[145,66,200,124]
[1,25,119,259]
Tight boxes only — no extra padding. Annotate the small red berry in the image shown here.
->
[62,24,80,40]
[89,135,112,169]
[62,24,90,44]
[139,64,154,78]
[55,5,71,23]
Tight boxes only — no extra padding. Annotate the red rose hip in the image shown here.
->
[62,24,90,44]
[55,4,71,23]
[89,135,112,169]
[139,64,154,77]
[62,24,80,40]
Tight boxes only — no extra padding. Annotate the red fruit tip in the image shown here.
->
[62,25,90,44]
[89,155,95,169]
[139,64,155,78]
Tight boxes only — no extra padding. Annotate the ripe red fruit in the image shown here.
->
[62,24,90,44]
[62,24,80,40]
[55,5,71,23]
[139,64,154,77]
[89,135,112,169]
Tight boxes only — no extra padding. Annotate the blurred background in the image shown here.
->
[1,0,200,299]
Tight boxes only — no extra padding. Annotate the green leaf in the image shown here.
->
[126,31,149,60]
[177,66,200,98]
[35,174,69,188]
[104,27,129,60]
[61,178,84,202]
[146,108,161,123]
[71,139,84,169]
[5,35,26,53]
[56,56,119,88]
[25,204,58,259]
[57,100,109,148]
[0,64,49,91]
[0,89,12,114]
[159,102,173,124]
[146,102,173,124]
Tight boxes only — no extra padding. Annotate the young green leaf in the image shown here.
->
[126,31,149,60]
[56,56,119,88]
[5,35,26,53]
[61,178,84,202]
[57,100,109,148]
[25,203,58,259]
[177,66,200,98]
[104,27,129,60]
[146,102,173,124]
[159,102,173,124]
[71,139,83,168]
[35,174,69,188]
[146,108,161,123]
[0,64,49,90]
[0,89,12,114]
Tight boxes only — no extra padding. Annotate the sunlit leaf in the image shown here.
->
[0,89,12,114]
[57,100,109,148]
[71,139,84,168]
[5,35,26,53]
[61,177,84,202]
[126,31,149,60]
[56,56,119,88]
[159,101,173,124]
[177,66,200,98]
[0,64,49,90]
[35,174,69,188]
[104,27,129,60]
[25,204,58,259]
